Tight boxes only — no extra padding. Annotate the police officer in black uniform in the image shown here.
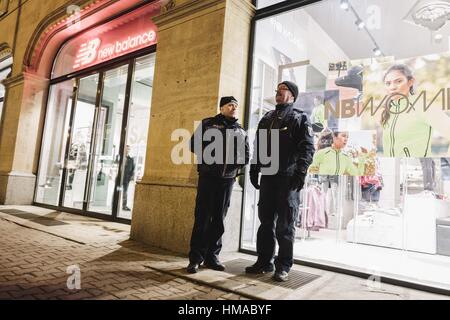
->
[187,96,249,274]
[246,81,315,282]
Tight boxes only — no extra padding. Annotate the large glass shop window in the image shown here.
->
[244,0,450,290]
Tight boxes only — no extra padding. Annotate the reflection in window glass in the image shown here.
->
[257,0,286,9]
[244,0,450,290]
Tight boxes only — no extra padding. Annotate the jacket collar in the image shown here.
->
[275,103,293,111]
[215,113,239,127]
[331,146,342,153]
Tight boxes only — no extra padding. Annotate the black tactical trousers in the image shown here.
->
[256,175,300,273]
[189,175,235,264]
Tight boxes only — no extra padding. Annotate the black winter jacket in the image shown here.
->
[190,114,250,179]
[251,103,315,177]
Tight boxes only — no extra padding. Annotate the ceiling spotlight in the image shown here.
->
[434,33,443,42]
[340,0,349,10]
[373,47,382,57]
[355,19,365,30]
[412,2,450,31]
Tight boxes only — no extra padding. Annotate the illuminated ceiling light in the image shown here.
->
[355,19,365,30]
[340,0,350,11]
[413,1,450,31]
[403,1,450,32]
[435,33,444,42]
[373,47,382,56]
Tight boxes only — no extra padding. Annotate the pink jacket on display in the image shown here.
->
[359,175,382,189]
[302,186,327,231]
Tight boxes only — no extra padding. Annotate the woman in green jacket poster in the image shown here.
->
[309,131,370,176]
[381,64,450,157]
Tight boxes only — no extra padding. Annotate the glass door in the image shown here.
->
[62,74,99,210]
[35,80,76,206]
[86,64,129,215]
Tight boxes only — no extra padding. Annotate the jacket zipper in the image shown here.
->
[390,104,400,157]
[222,129,230,177]
[403,147,411,157]
[335,150,340,175]
[268,110,278,138]
[424,126,432,157]
[263,110,278,172]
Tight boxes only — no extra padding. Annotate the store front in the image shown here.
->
[34,2,159,222]
[242,0,450,292]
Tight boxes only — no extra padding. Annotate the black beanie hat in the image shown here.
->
[220,96,238,107]
[280,81,299,102]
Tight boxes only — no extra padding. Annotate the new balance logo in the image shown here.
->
[73,38,101,69]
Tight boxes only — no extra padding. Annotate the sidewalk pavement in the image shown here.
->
[0,205,448,300]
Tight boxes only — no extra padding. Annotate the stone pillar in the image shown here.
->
[131,0,255,254]
[0,72,49,204]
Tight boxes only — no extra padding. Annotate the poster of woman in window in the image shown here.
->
[359,54,450,157]
[308,130,377,176]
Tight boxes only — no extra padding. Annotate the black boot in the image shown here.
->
[186,262,200,274]
[245,261,274,274]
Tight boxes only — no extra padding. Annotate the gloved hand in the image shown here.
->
[290,173,306,192]
[250,170,260,190]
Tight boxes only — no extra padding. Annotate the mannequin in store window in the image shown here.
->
[122,145,136,211]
